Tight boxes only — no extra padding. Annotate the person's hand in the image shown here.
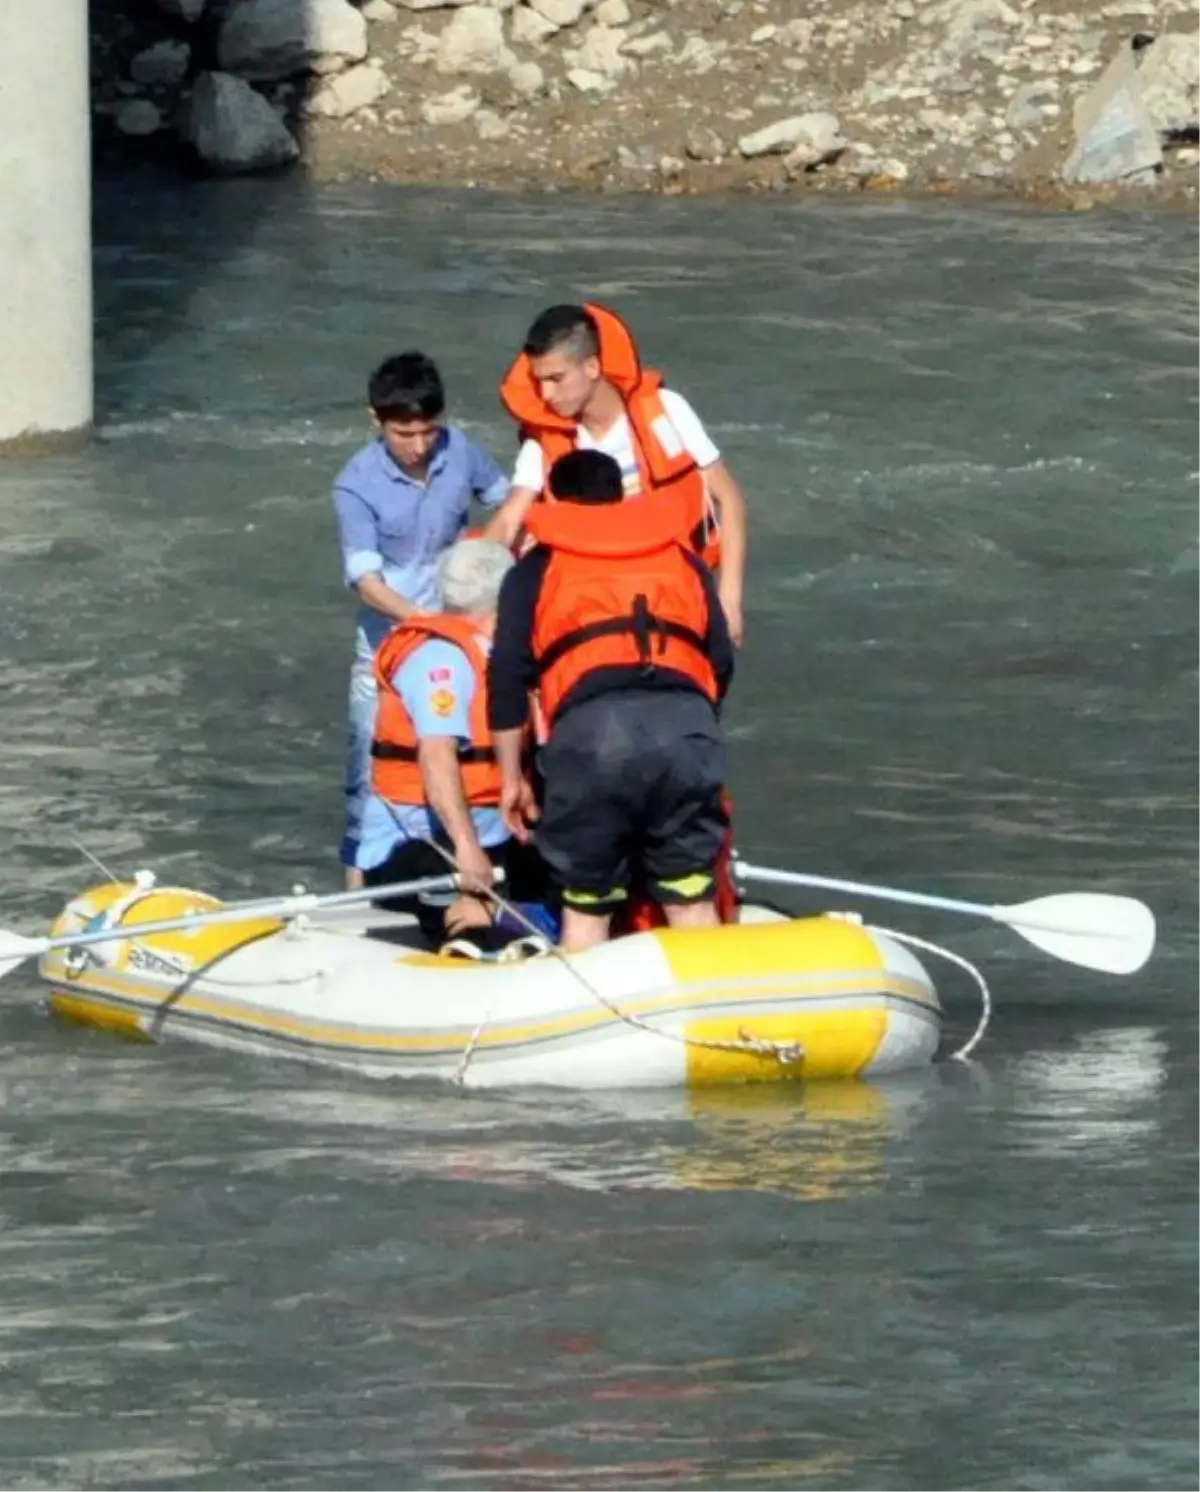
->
[719,587,744,648]
[454,839,496,894]
[499,776,540,844]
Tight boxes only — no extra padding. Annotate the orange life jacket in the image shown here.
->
[525,492,719,729]
[498,302,722,570]
[370,614,500,807]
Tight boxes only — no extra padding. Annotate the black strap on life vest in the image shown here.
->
[689,514,710,554]
[536,593,710,678]
[370,742,497,763]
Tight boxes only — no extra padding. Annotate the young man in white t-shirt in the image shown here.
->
[484,304,748,646]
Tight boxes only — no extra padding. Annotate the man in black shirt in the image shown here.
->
[488,450,735,952]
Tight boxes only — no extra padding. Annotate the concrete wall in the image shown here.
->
[0,0,93,449]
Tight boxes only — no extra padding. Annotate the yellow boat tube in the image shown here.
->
[36,881,942,1088]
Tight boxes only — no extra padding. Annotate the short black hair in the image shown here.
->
[523,305,600,361]
[368,351,445,420]
[548,450,624,504]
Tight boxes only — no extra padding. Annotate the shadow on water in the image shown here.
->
[89,0,332,424]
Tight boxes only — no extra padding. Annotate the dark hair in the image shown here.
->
[548,449,624,505]
[523,305,600,361]
[368,351,445,420]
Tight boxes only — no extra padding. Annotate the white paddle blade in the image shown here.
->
[0,931,47,983]
[999,893,1157,975]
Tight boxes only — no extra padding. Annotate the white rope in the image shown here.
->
[457,912,804,1085]
[419,841,805,1085]
[452,1001,496,1086]
[863,922,991,1062]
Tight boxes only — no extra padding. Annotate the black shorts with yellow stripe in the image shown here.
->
[534,687,728,913]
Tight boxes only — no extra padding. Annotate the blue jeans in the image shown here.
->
[341,659,378,868]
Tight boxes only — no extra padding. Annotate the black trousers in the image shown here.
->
[535,687,728,912]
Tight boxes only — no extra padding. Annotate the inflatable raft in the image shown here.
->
[36,878,943,1088]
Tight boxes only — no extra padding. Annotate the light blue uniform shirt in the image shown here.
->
[332,427,509,662]
[356,637,508,871]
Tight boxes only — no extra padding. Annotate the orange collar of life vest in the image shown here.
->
[374,612,491,684]
[498,302,658,433]
[523,490,691,558]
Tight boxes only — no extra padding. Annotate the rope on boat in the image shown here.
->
[864,923,991,1062]
[419,841,807,1087]
[450,950,806,1089]
[408,865,800,1086]
[445,924,807,1087]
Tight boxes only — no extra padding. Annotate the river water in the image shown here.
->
[0,175,1195,1490]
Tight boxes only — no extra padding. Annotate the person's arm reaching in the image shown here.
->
[417,737,493,889]
[482,439,544,548]
[659,390,748,647]
[702,459,747,648]
[396,641,493,887]
[482,487,538,549]
[488,552,547,840]
[354,573,428,623]
[334,484,428,622]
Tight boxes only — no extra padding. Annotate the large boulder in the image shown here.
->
[738,112,844,163]
[217,0,368,81]
[1137,32,1200,137]
[436,6,514,74]
[130,40,192,88]
[180,70,300,172]
[307,61,390,117]
[116,101,164,137]
[568,23,628,77]
[527,0,588,27]
[1062,44,1162,185]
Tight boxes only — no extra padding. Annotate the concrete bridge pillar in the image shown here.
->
[0,0,93,450]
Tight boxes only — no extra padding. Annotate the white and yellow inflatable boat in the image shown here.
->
[36,879,943,1088]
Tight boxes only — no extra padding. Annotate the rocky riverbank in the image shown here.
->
[93,0,1199,206]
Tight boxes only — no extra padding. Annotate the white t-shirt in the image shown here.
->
[510,388,721,496]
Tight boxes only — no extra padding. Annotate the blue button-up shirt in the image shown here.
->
[332,427,509,661]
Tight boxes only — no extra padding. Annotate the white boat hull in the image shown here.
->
[37,882,943,1089]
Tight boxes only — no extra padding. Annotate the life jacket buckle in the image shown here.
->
[631,593,654,673]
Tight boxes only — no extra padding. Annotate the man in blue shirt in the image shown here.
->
[361,539,556,953]
[332,352,510,885]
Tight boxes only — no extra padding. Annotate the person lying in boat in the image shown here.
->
[358,537,557,956]
[481,302,749,647]
[488,449,735,954]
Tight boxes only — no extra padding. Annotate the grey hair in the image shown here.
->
[438,537,514,615]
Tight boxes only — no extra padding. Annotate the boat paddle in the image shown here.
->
[0,870,498,983]
[731,861,1156,976]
